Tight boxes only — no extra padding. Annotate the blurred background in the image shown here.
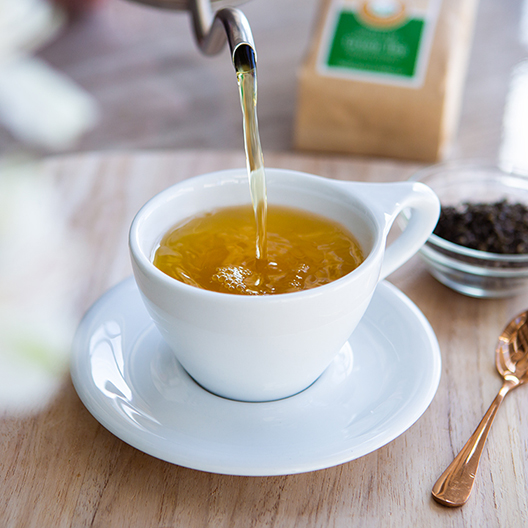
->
[1,0,525,162]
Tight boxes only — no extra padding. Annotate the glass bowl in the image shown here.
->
[407,161,528,298]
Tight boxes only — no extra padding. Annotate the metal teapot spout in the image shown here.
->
[125,0,255,67]
[191,0,255,65]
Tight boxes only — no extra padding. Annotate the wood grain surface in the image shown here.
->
[2,150,528,527]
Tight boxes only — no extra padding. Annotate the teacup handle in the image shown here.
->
[340,181,440,280]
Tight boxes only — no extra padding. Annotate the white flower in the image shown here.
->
[0,0,98,150]
[0,159,85,413]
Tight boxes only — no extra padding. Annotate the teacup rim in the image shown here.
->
[129,167,385,301]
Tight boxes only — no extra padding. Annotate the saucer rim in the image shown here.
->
[71,277,441,476]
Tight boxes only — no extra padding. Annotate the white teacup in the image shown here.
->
[129,168,439,402]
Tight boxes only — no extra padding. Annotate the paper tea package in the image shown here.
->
[294,0,479,162]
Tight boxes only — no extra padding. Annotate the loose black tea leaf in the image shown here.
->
[434,200,528,254]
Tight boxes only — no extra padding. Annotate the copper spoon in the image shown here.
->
[432,310,528,507]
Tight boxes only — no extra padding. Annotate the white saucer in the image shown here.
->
[71,277,441,476]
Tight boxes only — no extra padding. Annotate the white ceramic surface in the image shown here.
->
[129,168,440,401]
[71,277,441,476]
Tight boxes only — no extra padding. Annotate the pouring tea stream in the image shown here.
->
[127,0,267,261]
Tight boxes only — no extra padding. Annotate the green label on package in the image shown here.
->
[319,0,442,87]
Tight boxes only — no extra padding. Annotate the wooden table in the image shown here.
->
[2,150,528,527]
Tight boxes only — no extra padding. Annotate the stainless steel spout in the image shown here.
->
[125,0,255,66]
[191,1,255,63]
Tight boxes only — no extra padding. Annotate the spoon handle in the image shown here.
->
[432,379,517,507]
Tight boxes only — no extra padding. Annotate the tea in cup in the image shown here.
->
[129,168,439,401]
[153,203,365,296]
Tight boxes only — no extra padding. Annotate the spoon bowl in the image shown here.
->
[432,310,528,507]
[497,312,528,382]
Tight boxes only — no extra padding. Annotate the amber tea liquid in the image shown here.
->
[153,204,364,296]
